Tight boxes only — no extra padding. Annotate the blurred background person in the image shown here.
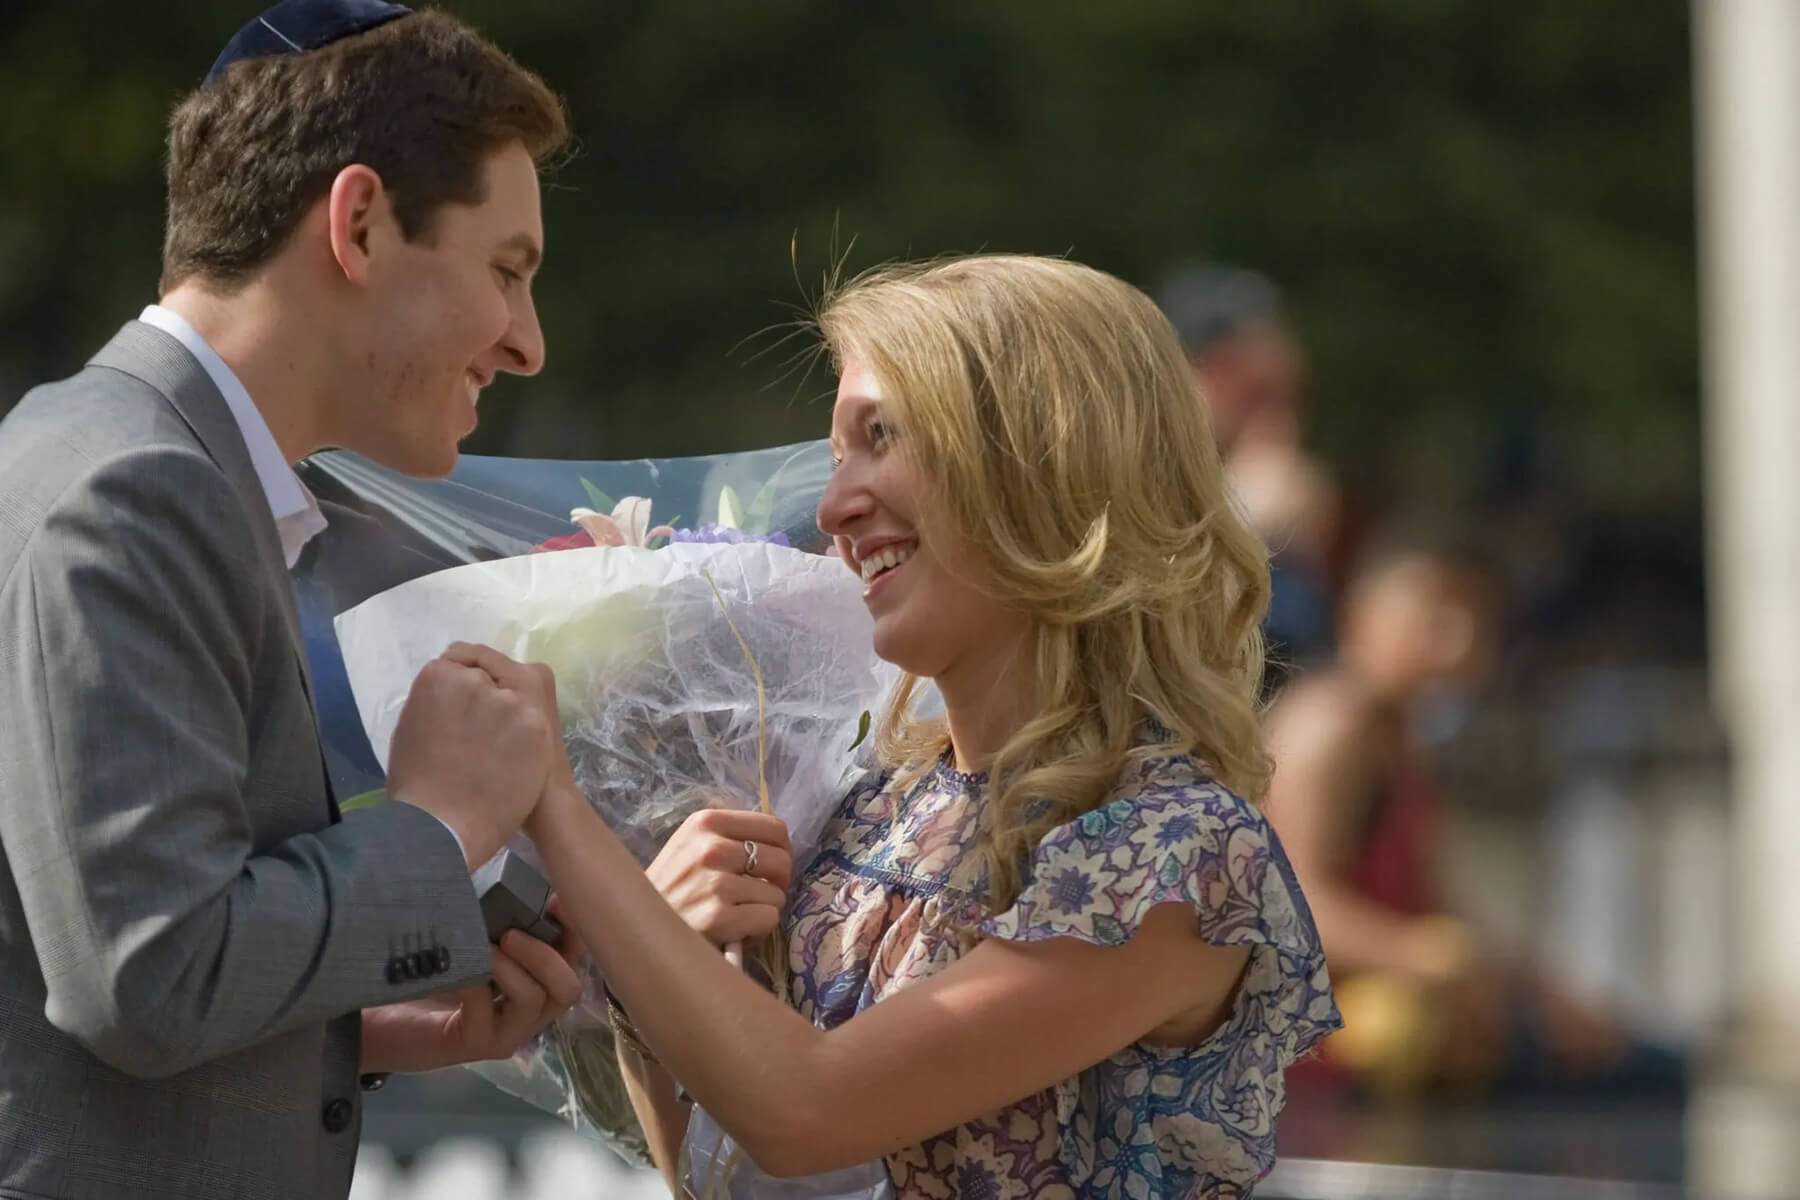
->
[1157,262,1341,696]
[1263,519,1688,1104]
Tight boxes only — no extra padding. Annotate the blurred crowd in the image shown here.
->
[1157,263,1696,1112]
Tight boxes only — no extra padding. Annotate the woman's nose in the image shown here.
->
[817,462,873,535]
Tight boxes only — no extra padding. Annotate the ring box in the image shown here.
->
[472,849,564,945]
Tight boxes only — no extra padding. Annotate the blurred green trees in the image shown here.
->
[0,0,1695,513]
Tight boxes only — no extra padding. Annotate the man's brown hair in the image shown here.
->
[161,9,568,293]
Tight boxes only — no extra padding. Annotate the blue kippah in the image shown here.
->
[204,0,412,87]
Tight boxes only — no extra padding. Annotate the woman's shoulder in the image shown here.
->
[978,745,1342,1081]
[1047,749,1268,858]
[981,748,1322,958]
[1123,748,1261,816]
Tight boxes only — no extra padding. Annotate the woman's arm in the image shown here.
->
[621,806,795,1187]
[527,781,1248,1179]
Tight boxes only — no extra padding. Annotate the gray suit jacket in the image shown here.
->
[0,323,492,1199]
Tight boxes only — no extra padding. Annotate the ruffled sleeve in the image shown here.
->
[974,758,1342,1193]
[978,762,1341,1062]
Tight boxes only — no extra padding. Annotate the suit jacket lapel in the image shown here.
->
[88,321,316,704]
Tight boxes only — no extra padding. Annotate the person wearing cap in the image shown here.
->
[1157,262,1342,697]
[0,4,582,1197]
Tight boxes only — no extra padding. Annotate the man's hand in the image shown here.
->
[387,642,560,869]
[361,913,586,1075]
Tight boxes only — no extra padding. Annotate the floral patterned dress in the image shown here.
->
[782,749,1342,1199]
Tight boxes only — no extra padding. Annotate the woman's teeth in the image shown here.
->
[860,544,915,584]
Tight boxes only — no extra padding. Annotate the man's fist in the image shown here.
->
[386,643,559,868]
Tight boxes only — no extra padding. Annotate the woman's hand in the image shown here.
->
[646,808,793,949]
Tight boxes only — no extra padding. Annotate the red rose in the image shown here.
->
[530,530,596,554]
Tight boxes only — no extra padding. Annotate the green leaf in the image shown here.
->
[579,477,614,514]
[340,788,386,814]
[741,464,792,536]
[848,709,872,752]
[743,449,805,535]
[716,484,743,529]
[743,479,779,535]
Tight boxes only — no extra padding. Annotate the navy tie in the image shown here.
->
[293,577,387,819]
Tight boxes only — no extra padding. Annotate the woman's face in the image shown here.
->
[817,358,1030,684]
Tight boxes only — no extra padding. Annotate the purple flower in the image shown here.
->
[666,523,791,547]
[1155,814,1201,849]
[1047,866,1097,915]
[957,1162,1002,1200]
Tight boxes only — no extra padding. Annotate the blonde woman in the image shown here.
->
[500,254,1341,1197]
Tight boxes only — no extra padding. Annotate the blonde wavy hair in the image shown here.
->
[815,254,1274,913]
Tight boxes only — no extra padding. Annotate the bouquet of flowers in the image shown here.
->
[294,440,894,1164]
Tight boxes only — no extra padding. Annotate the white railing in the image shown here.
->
[352,1131,662,1200]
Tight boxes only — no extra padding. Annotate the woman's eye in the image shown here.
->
[867,421,892,447]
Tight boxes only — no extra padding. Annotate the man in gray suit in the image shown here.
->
[0,4,585,1196]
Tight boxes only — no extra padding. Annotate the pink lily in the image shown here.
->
[569,496,675,548]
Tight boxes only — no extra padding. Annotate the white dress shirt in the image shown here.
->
[138,305,470,868]
[139,305,328,567]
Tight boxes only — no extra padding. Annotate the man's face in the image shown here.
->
[1193,322,1304,453]
[343,141,546,477]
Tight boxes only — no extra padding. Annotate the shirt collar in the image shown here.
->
[139,304,327,567]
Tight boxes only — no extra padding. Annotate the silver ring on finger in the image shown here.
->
[741,839,759,877]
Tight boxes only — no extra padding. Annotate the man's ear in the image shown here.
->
[326,164,390,286]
